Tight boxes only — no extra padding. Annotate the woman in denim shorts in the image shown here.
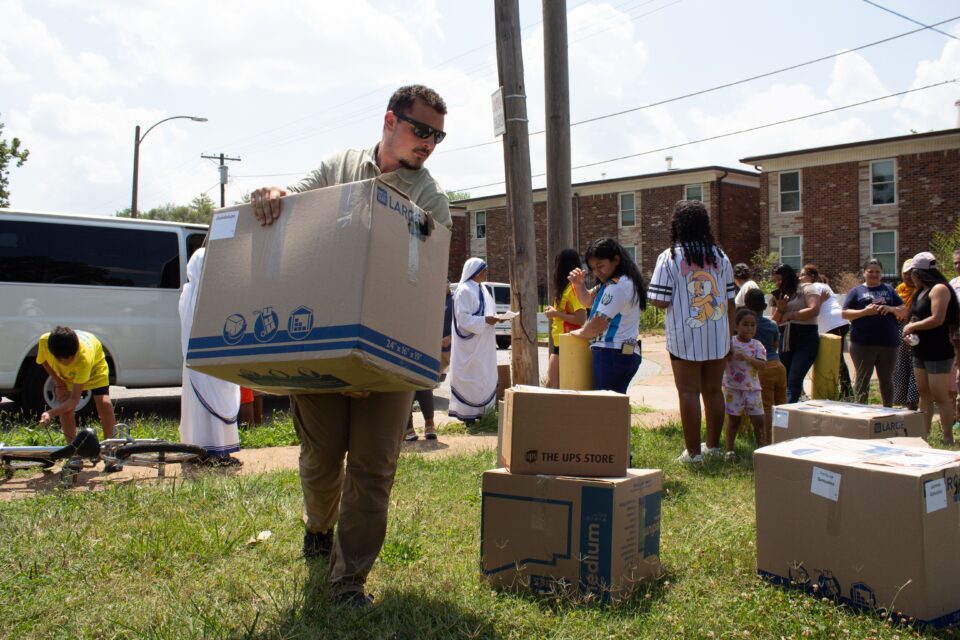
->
[903,252,960,444]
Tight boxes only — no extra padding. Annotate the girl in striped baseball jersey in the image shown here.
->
[648,200,735,464]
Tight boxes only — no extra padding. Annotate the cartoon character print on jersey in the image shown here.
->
[681,261,724,328]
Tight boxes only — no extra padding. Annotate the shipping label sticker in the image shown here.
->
[810,466,841,502]
[209,210,239,240]
[924,478,948,514]
[772,408,789,429]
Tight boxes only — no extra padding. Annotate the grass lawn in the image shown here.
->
[0,422,953,639]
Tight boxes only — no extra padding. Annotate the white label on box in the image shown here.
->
[810,466,841,502]
[772,408,789,429]
[924,478,948,513]
[210,210,239,240]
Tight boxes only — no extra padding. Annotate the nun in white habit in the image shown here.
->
[178,248,242,458]
[448,257,498,422]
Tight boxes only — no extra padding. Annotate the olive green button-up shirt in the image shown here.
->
[292,144,452,230]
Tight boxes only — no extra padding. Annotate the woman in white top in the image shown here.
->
[648,200,736,463]
[733,263,760,308]
[799,264,853,398]
[448,257,498,423]
[568,238,647,393]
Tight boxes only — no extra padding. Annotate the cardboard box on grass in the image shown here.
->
[755,436,960,627]
[481,468,662,603]
[186,178,451,393]
[771,400,923,443]
[501,385,630,477]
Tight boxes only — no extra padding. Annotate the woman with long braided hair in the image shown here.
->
[648,200,735,464]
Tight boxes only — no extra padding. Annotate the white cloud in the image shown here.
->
[896,27,960,131]
[76,0,428,93]
[0,53,29,84]
[827,51,890,110]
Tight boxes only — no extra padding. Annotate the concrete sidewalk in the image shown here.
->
[413,334,681,429]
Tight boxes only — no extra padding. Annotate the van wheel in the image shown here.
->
[19,363,95,421]
[496,336,512,350]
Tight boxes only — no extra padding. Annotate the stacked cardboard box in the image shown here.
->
[481,385,662,602]
[755,436,960,626]
[771,400,924,443]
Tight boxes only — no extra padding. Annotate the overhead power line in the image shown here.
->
[449,78,958,193]
[438,14,960,155]
[862,0,959,40]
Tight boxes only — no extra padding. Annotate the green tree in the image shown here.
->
[931,218,960,271]
[116,193,215,224]
[446,190,471,202]
[0,115,30,208]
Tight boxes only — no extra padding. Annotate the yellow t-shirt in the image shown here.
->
[551,284,587,345]
[36,331,110,390]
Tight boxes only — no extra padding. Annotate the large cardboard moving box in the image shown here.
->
[186,178,451,393]
[481,468,662,603]
[771,400,922,443]
[501,385,630,477]
[755,436,960,627]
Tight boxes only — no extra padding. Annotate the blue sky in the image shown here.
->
[2,0,958,214]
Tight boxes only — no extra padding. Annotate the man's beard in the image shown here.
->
[398,157,423,170]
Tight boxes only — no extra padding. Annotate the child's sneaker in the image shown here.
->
[724,450,737,461]
[676,450,704,464]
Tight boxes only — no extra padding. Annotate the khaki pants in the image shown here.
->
[291,390,414,594]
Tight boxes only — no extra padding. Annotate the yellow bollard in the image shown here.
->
[559,333,593,390]
[812,333,842,400]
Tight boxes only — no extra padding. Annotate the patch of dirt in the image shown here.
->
[0,434,499,502]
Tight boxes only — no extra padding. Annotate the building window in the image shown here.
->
[684,184,703,202]
[623,245,637,263]
[870,159,896,206]
[779,235,802,271]
[474,210,486,239]
[619,193,636,227]
[779,171,800,213]
[871,230,897,276]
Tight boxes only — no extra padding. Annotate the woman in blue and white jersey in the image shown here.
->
[569,238,648,393]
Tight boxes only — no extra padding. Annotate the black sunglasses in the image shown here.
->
[393,112,446,144]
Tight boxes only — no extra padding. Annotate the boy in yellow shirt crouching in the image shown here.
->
[36,326,116,447]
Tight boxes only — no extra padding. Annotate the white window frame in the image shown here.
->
[870,159,897,206]
[474,210,486,240]
[618,192,636,227]
[779,170,801,213]
[779,235,802,271]
[870,230,897,277]
[623,245,637,263]
[684,184,703,202]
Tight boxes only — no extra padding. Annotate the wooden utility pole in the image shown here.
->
[543,0,573,330]
[495,0,540,387]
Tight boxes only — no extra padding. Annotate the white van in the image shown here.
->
[0,210,207,416]
[483,282,512,349]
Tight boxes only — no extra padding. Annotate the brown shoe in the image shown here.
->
[424,423,437,440]
[403,427,418,442]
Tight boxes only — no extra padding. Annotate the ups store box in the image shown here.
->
[481,468,662,603]
[186,178,451,393]
[501,385,630,477]
[755,436,960,627]
[771,400,922,443]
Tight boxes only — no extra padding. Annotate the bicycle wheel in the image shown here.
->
[2,456,56,471]
[113,442,207,465]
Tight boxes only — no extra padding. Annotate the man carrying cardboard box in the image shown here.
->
[251,85,451,608]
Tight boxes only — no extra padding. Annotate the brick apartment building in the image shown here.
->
[741,128,960,280]
[450,166,761,297]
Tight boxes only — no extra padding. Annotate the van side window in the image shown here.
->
[186,233,206,261]
[0,220,181,289]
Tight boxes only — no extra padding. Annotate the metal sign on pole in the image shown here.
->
[492,88,506,137]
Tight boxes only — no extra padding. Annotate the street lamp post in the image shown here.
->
[131,115,207,218]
